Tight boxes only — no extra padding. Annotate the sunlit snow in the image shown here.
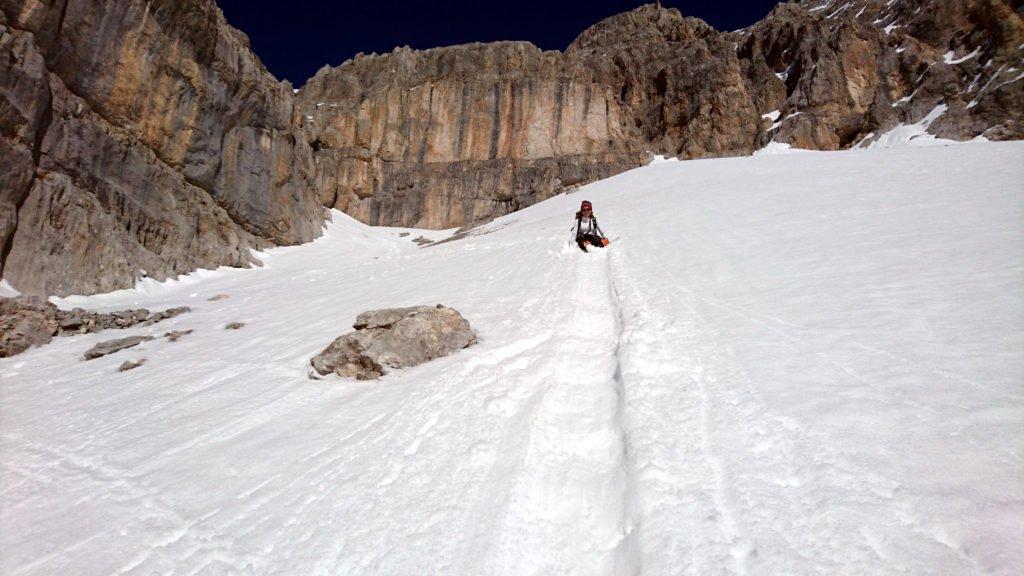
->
[2,142,1022,575]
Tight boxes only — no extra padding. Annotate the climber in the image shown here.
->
[571,200,609,252]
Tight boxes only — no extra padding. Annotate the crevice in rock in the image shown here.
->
[1,76,53,280]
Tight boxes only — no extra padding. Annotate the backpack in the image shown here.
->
[575,211,598,234]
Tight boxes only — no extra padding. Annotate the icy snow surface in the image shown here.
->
[944,47,981,65]
[869,103,957,149]
[0,279,20,297]
[2,143,1023,575]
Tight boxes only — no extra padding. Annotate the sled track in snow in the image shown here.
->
[605,252,642,574]
[608,243,753,575]
[476,249,640,575]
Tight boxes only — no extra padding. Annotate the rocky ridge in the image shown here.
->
[0,295,189,357]
[1,0,1021,296]
[734,0,1024,149]
[298,0,1023,228]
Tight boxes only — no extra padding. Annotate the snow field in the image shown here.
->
[1,141,1022,575]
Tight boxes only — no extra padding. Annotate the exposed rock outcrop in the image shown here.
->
[734,0,1024,149]
[0,0,325,296]
[84,335,153,360]
[297,43,643,229]
[311,305,476,380]
[297,5,763,228]
[298,1,1022,229]
[0,295,190,357]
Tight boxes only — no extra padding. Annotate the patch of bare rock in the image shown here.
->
[0,296,190,358]
[84,328,197,363]
[311,305,476,380]
[225,322,245,330]
[84,335,154,360]
[165,329,194,342]
[118,358,146,372]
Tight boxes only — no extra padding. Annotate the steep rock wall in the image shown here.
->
[1,0,1021,296]
[0,0,324,296]
[734,0,1024,149]
[297,5,763,229]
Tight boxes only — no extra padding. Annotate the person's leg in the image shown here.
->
[586,234,605,248]
[576,236,589,252]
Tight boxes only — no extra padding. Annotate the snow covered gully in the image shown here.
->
[2,142,1022,575]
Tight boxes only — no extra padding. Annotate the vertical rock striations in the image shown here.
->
[0,0,324,296]
[297,42,644,229]
[1,1,1021,296]
[297,5,764,229]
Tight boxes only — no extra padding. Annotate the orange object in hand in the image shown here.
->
[601,238,611,246]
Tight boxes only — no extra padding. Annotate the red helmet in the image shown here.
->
[581,200,592,210]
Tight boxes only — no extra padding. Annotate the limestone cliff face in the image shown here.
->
[297,42,643,229]
[0,0,324,296]
[1,1,1022,296]
[300,0,1023,231]
[297,5,763,229]
[566,5,762,159]
[734,0,1024,149]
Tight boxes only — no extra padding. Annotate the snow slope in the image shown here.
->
[2,142,1022,575]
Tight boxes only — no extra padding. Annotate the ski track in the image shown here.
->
[609,241,987,575]
[2,142,1022,575]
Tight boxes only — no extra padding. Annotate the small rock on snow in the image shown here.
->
[118,358,146,372]
[84,335,155,360]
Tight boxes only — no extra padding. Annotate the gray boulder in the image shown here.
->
[311,305,476,380]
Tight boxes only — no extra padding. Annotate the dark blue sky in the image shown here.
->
[217,0,780,86]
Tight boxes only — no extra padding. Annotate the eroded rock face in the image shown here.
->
[0,0,325,296]
[311,305,476,380]
[297,5,764,229]
[300,1,1022,229]
[1,1,1021,298]
[734,0,1024,149]
[0,296,58,357]
[298,43,643,229]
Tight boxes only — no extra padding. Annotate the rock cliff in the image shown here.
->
[297,5,764,228]
[298,0,1022,229]
[734,0,1024,148]
[1,0,1021,295]
[1,0,324,296]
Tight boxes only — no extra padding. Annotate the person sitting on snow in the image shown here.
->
[572,200,608,252]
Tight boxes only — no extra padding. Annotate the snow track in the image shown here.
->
[477,250,638,575]
[610,244,989,574]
